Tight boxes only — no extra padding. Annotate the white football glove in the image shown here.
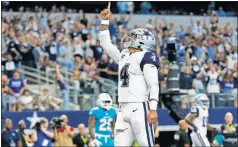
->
[93,139,102,147]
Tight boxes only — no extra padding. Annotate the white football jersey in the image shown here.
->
[99,30,159,104]
[118,49,159,103]
[190,105,209,135]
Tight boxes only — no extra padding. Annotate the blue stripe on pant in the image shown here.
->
[143,102,152,147]
[197,133,206,146]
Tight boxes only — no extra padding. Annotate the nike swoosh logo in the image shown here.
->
[116,128,128,133]
[133,109,138,112]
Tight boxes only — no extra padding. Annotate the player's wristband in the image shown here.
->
[101,20,109,25]
[149,100,158,111]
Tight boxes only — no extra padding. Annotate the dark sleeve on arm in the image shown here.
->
[140,52,160,71]
[182,133,191,145]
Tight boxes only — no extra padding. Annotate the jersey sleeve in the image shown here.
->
[111,108,117,119]
[190,106,199,116]
[89,108,97,117]
[140,52,160,71]
[99,30,120,64]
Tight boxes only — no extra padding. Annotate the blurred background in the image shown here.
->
[1,1,237,147]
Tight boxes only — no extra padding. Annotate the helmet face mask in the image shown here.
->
[97,93,112,110]
[121,28,156,51]
[196,94,210,109]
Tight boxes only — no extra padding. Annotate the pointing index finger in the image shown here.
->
[107,2,111,10]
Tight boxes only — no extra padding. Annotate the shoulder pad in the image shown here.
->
[140,52,159,71]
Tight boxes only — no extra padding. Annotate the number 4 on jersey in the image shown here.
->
[120,63,130,87]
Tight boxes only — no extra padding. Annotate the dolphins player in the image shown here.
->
[100,2,159,146]
[88,93,116,146]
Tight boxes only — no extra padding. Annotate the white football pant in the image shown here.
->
[114,102,155,146]
[190,131,211,147]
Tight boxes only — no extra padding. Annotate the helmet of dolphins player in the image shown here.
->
[121,28,156,51]
[97,93,112,110]
[195,93,210,110]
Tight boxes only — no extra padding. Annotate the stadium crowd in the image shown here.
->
[1,4,238,112]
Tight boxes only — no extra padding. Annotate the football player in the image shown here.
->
[185,94,218,147]
[99,2,159,146]
[88,93,116,146]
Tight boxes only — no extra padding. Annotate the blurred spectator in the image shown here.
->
[38,88,61,111]
[58,39,74,71]
[107,61,119,82]
[179,65,194,90]
[217,7,226,17]
[91,15,100,26]
[2,74,9,112]
[1,118,22,147]
[53,115,74,146]
[117,2,128,14]
[209,12,219,32]
[206,64,221,93]
[117,15,131,29]
[18,40,36,68]
[45,41,57,68]
[192,73,205,94]
[19,88,36,111]
[3,53,16,78]
[32,118,54,147]
[8,70,25,112]
[190,12,205,38]
[127,2,134,14]
[179,65,195,108]
[219,70,234,107]
[140,2,152,14]
[220,112,237,146]
[73,124,89,147]
[73,54,84,71]
[97,54,110,79]
[17,120,33,147]
[56,64,69,110]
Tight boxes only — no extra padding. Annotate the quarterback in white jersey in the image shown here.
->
[185,94,218,147]
[99,2,159,146]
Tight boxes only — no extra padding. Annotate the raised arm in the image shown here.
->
[190,12,194,26]
[99,2,120,64]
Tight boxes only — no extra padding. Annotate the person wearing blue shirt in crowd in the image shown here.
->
[217,7,226,17]
[140,2,152,14]
[1,118,22,147]
[89,93,117,146]
[8,70,25,112]
[117,2,128,14]
[32,118,54,147]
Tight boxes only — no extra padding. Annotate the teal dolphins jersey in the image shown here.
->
[89,107,117,136]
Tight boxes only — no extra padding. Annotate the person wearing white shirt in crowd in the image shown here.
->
[190,12,205,38]
[206,64,221,93]
[19,89,35,111]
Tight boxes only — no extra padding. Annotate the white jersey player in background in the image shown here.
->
[99,2,159,146]
[185,94,218,147]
